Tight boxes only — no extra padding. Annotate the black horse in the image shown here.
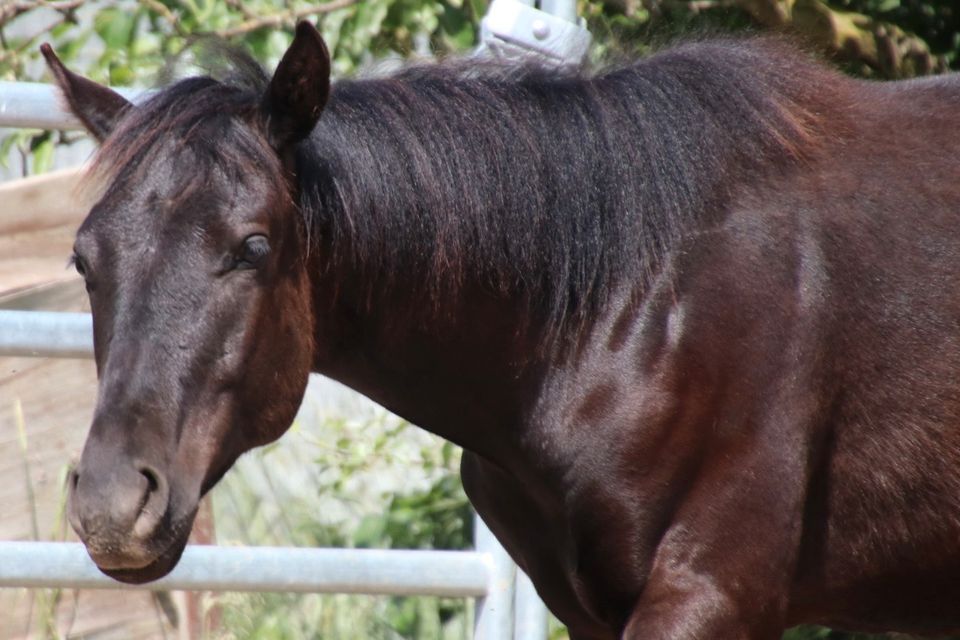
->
[43,21,960,639]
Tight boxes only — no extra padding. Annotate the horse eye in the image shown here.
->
[235,235,270,270]
[70,253,87,278]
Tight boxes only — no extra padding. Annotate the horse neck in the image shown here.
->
[308,267,547,460]
[295,75,565,458]
[296,47,845,458]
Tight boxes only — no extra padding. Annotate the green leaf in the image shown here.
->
[0,132,27,170]
[50,22,73,39]
[94,8,137,50]
[353,514,386,548]
[467,0,488,20]
[438,4,476,50]
[109,64,135,86]
[30,136,55,175]
[132,31,162,58]
[57,32,94,64]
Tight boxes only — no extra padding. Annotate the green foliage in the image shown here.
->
[0,0,483,84]
[355,474,472,551]
[0,0,483,176]
[209,407,473,639]
[835,0,960,65]
[581,0,958,75]
[355,474,472,638]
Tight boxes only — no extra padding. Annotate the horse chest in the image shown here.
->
[461,448,650,639]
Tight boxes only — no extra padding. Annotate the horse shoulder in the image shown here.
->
[500,210,831,637]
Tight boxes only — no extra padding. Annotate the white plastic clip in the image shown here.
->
[479,0,592,65]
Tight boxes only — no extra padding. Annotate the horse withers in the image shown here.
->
[43,21,960,639]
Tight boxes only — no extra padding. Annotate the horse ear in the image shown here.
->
[40,43,132,142]
[262,21,331,151]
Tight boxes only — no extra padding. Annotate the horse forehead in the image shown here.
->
[89,164,259,243]
[107,237,218,322]
[81,192,211,260]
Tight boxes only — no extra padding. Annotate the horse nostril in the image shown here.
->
[66,468,83,536]
[139,467,159,495]
[132,465,169,540]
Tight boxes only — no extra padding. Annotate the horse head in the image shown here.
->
[42,22,330,583]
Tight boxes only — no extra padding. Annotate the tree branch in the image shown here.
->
[223,0,257,21]
[216,0,359,38]
[735,0,794,28]
[728,0,945,77]
[0,0,84,28]
[137,0,188,37]
[788,0,944,76]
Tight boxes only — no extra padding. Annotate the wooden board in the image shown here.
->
[0,168,93,295]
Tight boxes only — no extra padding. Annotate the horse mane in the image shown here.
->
[302,37,846,343]
[89,36,847,348]
[87,49,278,202]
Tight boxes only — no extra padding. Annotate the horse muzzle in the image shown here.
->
[67,456,191,582]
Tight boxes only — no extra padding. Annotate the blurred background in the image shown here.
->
[0,1,958,638]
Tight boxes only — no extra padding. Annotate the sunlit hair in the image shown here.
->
[90,36,845,349]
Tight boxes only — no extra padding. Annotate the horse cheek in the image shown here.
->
[246,273,314,447]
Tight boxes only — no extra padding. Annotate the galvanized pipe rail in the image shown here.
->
[0,523,521,638]
[0,542,493,596]
[0,80,143,131]
[0,310,93,358]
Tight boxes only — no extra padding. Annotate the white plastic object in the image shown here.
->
[479,0,592,64]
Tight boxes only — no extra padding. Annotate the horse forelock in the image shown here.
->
[84,68,281,203]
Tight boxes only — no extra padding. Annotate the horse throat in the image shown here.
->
[308,271,549,461]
